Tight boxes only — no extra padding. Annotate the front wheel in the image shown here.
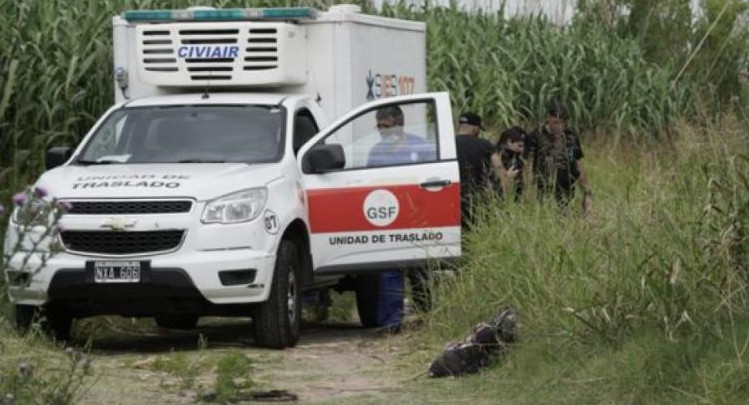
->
[253,240,301,349]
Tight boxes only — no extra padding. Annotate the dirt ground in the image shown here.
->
[74,317,421,405]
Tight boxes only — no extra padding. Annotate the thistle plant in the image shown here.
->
[2,186,69,294]
[0,347,94,405]
[0,189,94,405]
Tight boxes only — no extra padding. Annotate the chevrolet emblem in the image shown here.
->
[100,218,137,231]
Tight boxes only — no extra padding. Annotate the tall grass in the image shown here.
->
[1,3,749,402]
[428,114,749,339]
[414,115,749,401]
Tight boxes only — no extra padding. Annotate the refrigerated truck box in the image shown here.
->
[113,4,427,119]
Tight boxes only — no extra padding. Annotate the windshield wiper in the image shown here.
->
[76,159,119,165]
[177,159,226,163]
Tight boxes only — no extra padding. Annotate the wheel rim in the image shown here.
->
[287,268,297,326]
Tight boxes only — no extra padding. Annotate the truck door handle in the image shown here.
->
[420,179,452,189]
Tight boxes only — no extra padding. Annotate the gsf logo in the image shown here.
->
[367,206,397,221]
[362,189,400,227]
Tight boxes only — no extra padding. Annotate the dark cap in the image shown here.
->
[458,112,485,130]
[546,100,569,120]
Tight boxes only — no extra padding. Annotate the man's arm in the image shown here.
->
[487,152,507,191]
[577,160,592,213]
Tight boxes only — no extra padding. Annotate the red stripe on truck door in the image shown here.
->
[307,184,460,233]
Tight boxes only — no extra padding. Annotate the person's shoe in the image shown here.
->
[375,324,401,336]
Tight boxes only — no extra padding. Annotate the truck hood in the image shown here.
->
[36,163,284,201]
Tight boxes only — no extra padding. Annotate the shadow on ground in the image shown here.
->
[73,317,382,355]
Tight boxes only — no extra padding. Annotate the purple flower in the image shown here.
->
[12,192,26,206]
[34,187,48,198]
[0,203,4,214]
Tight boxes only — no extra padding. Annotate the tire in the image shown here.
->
[154,315,199,330]
[15,305,72,341]
[253,240,301,349]
[355,275,380,328]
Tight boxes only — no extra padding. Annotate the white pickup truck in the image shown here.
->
[3,5,461,348]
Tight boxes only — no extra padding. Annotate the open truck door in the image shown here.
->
[299,92,461,274]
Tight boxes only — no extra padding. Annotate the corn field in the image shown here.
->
[0,0,747,195]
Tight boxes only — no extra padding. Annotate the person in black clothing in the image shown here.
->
[455,112,498,226]
[496,126,527,201]
[527,101,592,212]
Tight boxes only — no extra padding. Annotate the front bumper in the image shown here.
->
[5,248,276,309]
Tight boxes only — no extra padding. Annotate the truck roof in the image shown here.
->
[124,93,297,107]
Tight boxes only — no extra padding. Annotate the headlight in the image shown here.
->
[201,188,268,224]
[11,200,53,227]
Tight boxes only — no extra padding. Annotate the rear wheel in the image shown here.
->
[253,240,301,349]
[355,275,380,328]
[154,315,199,330]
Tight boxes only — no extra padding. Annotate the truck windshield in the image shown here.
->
[76,105,285,165]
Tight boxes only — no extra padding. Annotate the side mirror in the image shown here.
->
[303,144,345,174]
[45,147,72,170]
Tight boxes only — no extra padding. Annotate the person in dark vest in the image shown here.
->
[527,101,592,213]
[455,112,499,226]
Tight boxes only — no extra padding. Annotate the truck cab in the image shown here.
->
[3,5,461,349]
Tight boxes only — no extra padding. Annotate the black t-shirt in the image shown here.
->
[455,134,495,193]
[527,126,584,193]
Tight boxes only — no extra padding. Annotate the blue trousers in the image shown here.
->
[377,270,404,328]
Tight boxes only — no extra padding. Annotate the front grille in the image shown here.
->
[67,200,192,215]
[61,230,184,255]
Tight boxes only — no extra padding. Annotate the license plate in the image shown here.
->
[92,261,141,283]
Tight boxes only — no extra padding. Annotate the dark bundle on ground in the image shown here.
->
[428,306,518,377]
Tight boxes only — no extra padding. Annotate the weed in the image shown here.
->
[0,347,93,405]
[213,351,254,404]
[149,351,212,391]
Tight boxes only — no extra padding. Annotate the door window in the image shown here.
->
[319,100,439,170]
